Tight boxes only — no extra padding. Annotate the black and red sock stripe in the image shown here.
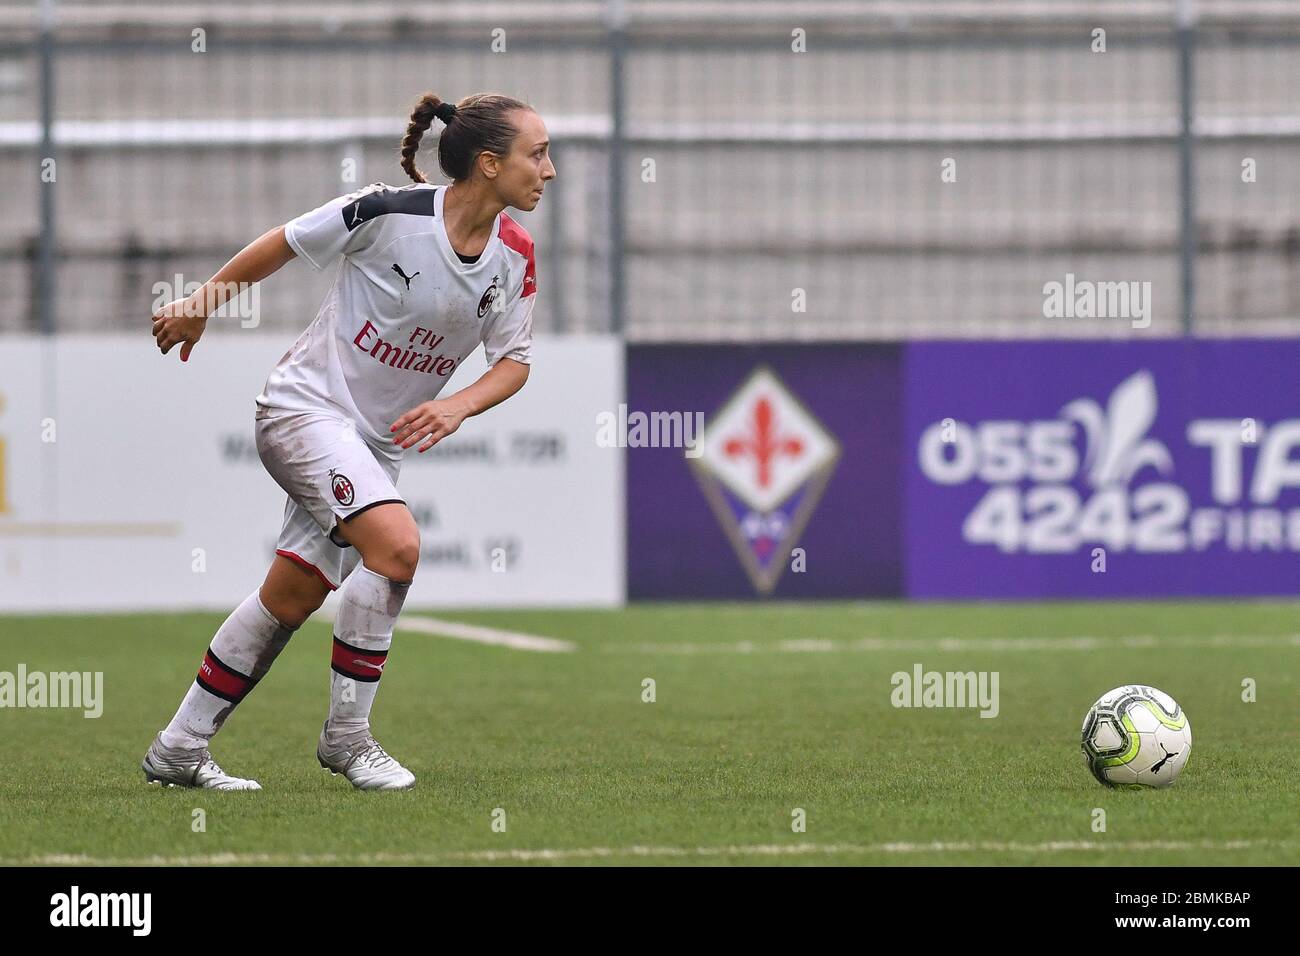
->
[331,635,389,683]
[195,648,256,703]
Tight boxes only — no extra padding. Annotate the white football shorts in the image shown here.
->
[254,405,406,590]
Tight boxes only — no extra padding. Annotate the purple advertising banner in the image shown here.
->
[627,345,903,599]
[905,340,1300,598]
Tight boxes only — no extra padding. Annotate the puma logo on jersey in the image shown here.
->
[391,263,420,290]
[350,201,363,225]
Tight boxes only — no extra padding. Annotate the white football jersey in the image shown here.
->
[255,181,536,461]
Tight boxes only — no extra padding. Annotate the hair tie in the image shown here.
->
[433,101,458,124]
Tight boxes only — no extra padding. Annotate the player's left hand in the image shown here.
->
[390,399,468,453]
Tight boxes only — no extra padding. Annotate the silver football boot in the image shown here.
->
[316,723,416,791]
[141,732,262,791]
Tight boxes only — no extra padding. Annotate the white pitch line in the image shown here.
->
[604,634,1300,655]
[394,616,575,653]
[307,605,574,653]
[8,839,1286,867]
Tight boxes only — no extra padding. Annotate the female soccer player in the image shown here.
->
[143,92,554,791]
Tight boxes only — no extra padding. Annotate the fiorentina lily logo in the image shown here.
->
[1060,369,1173,487]
[690,367,839,594]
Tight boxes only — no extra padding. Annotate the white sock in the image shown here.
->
[324,564,410,750]
[159,591,296,750]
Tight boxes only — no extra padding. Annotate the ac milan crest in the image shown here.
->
[477,274,502,318]
[329,468,355,506]
[690,366,840,594]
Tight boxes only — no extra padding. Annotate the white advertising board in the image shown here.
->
[0,334,623,612]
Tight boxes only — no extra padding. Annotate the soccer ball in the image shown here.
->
[1081,685,1191,789]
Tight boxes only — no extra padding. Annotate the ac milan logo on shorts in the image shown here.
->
[329,468,355,506]
[477,275,502,318]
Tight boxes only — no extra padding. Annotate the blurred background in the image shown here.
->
[5,0,1300,341]
[5,0,1300,611]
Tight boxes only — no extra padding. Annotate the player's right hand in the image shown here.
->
[151,297,207,362]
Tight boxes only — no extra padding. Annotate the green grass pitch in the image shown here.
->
[0,602,1296,866]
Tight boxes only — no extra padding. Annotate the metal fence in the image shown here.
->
[4,1,1300,341]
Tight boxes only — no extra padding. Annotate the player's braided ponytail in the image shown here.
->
[399,91,533,185]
